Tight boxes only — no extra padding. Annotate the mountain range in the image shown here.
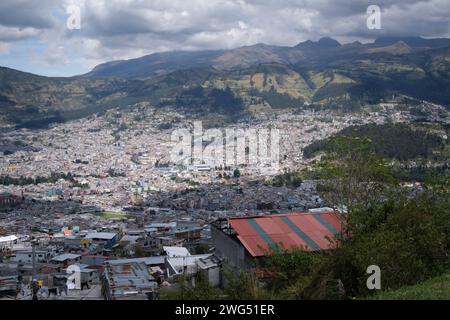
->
[1,36,450,128]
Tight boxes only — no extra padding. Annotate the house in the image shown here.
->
[197,255,221,287]
[85,232,118,249]
[102,259,159,300]
[124,229,146,237]
[172,227,202,242]
[0,235,18,249]
[79,266,99,286]
[120,235,140,247]
[64,264,99,289]
[163,246,190,257]
[165,254,213,278]
[51,253,82,267]
[145,222,176,234]
[211,211,342,269]
[151,236,184,249]
[40,263,63,274]
[62,236,82,249]
[80,255,109,273]
[11,249,50,264]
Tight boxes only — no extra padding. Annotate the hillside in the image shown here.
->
[0,67,136,127]
[303,121,450,182]
[1,37,450,128]
[303,122,448,161]
[368,272,450,300]
[85,36,450,79]
[85,50,224,79]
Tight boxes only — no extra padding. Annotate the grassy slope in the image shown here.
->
[368,272,450,300]
[95,212,130,219]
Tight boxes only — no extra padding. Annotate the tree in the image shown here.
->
[308,136,450,297]
[134,244,144,257]
[223,270,272,300]
[313,136,396,236]
[258,246,324,299]
[161,273,222,300]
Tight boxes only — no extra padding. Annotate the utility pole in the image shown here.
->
[31,239,37,278]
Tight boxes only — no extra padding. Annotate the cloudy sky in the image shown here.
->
[0,0,449,76]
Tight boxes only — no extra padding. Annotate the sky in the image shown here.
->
[0,0,449,77]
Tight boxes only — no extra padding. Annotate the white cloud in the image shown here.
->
[188,22,266,49]
[0,26,42,42]
[0,42,11,54]
[0,0,449,74]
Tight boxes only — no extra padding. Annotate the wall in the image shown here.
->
[211,226,248,270]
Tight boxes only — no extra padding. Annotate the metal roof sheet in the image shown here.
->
[104,261,157,299]
[228,212,342,257]
[107,256,166,266]
[85,232,117,240]
[51,253,82,262]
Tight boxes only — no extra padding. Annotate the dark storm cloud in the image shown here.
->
[0,0,56,29]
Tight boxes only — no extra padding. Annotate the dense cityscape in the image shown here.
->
[1,98,448,300]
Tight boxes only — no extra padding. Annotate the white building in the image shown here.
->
[163,246,190,258]
[165,254,213,277]
[0,235,18,249]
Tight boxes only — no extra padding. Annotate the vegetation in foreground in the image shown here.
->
[368,272,450,300]
[163,136,450,300]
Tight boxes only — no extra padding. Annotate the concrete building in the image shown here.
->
[0,235,18,249]
[197,255,221,287]
[165,254,213,278]
[51,253,82,267]
[163,246,190,258]
[11,249,49,264]
[85,232,118,249]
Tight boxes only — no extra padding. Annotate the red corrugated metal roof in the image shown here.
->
[228,212,342,257]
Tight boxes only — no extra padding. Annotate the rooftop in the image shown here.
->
[227,211,342,257]
[0,235,18,243]
[103,260,158,300]
[107,256,166,266]
[167,254,213,268]
[163,246,190,257]
[85,232,117,240]
[51,253,82,262]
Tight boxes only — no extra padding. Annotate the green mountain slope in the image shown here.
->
[1,37,450,128]
[368,272,450,300]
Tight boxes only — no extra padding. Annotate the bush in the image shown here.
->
[161,274,222,300]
